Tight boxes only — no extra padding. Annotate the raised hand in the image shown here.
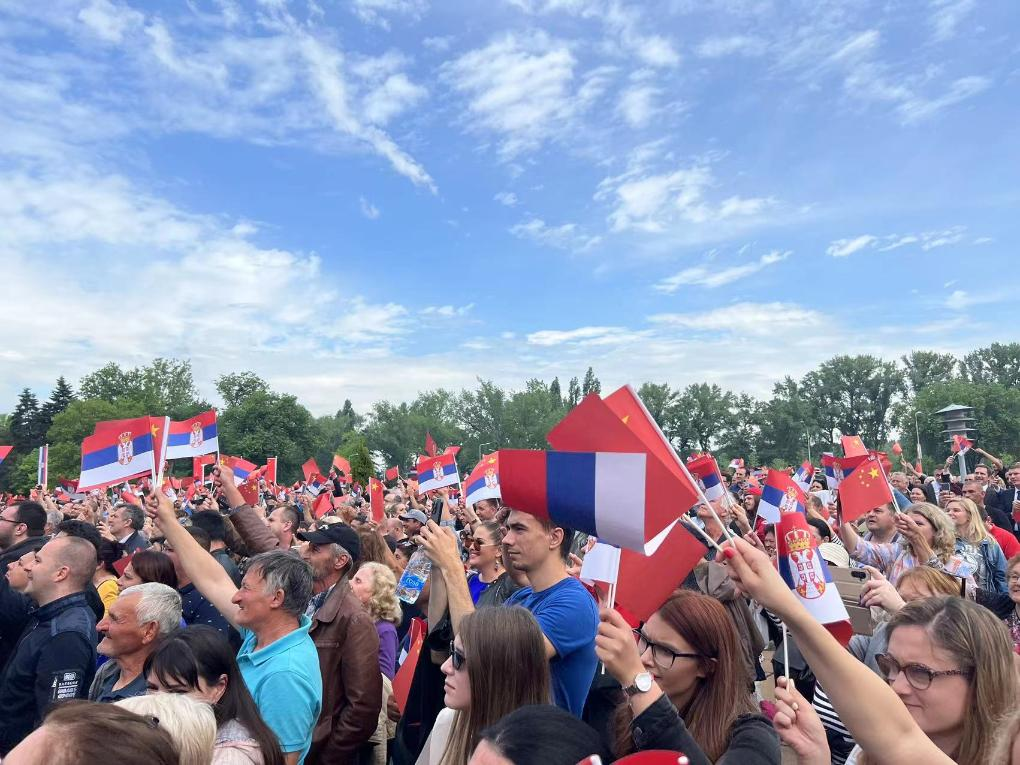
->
[772,677,831,764]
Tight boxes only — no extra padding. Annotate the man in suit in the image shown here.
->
[106,504,150,554]
[986,462,1020,540]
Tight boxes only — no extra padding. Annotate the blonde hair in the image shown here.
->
[116,692,216,765]
[357,562,401,624]
[903,502,957,562]
[895,566,961,598]
[944,497,991,545]
[886,597,1017,764]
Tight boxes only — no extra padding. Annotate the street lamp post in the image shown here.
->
[913,411,924,468]
[479,442,491,462]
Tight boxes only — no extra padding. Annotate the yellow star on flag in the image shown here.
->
[622,414,630,425]
[868,467,880,479]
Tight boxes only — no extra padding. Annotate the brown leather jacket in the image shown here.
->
[229,504,383,764]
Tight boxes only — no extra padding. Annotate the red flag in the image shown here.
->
[193,454,214,482]
[603,386,689,485]
[425,431,437,458]
[120,491,141,506]
[332,455,352,481]
[369,477,385,522]
[0,446,12,466]
[869,449,893,475]
[302,458,322,483]
[112,552,134,577]
[385,466,399,481]
[839,455,894,522]
[841,435,868,458]
[443,445,461,457]
[891,442,903,456]
[951,434,973,454]
[237,479,260,506]
[392,618,426,713]
[265,457,277,486]
[312,492,333,519]
[616,521,709,621]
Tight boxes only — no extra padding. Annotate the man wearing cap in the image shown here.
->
[398,509,428,538]
[216,465,381,764]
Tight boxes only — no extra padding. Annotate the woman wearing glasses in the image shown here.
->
[465,521,516,607]
[596,589,780,764]
[416,606,550,765]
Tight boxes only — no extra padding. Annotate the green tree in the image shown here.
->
[717,393,759,463]
[336,432,375,485]
[754,377,820,466]
[364,390,462,472]
[39,376,76,433]
[960,343,1020,387]
[218,390,320,483]
[78,363,133,400]
[676,383,735,451]
[9,449,44,494]
[9,389,42,451]
[581,366,601,396]
[901,351,958,393]
[215,372,271,408]
[45,399,145,485]
[549,377,562,405]
[566,377,581,408]
[502,379,566,449]
[79,359,206,418]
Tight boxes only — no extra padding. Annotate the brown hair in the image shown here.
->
[886,596,1017,764]
[42,700,180,765]
[440,606,550,765]
[894,566,962,597]
[614,590,757,761]
[130,550,178,589]
[359,529,401,577]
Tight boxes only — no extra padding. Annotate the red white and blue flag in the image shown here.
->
[777,511,852,645]
[465,453,501,507]
[821,453,868,490]
[757,469,807,524]
[165,410,218,460]
[37,444,48,488]
[686,454,726,502]
[416,452,460,492]
[94,417,169,474]
[793,461,814,491]
[222,455,257,485]
[78,418,157,491]
[0,446,12,466]
[499,449,650,552]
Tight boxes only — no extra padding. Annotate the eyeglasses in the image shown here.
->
[875,653,971,691]
[0,517,20,524]
[1007,574,1020,584]
[448,641,467,671]
[633,629,703,669]
[467,538,496,552]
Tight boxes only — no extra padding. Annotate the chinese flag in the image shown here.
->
[869,450,893,475]
[425,431,437,458]
[238,479,260,506]
[369,477,384,522]
[839,455,894,522]
[265,457,277,486]
[312,492,333,519]
[385,466,399,481]
[841,435,868,458]
[332,455,352,481]
[302,458,322,483]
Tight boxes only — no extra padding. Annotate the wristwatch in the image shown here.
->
[622,671,653,697]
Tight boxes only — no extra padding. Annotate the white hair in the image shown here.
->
[116,693,216,765]
[120,582,182,637]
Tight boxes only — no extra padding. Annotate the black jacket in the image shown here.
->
[0,537,48,672]
[0,583,96,754]
[0,536,47,574]
[119,530,150,554]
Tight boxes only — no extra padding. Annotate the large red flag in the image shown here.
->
[369,477,385,522]
[425,431,437,458]
[312,492,333,519]
[265,457,277,486]
[615,522,708,621]
[841,435,868,458]
[385,466,399,481]
[839,455,894,522]
[302,458,322,483]
[332,455,352,480]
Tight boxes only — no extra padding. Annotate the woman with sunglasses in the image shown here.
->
[417,606,550,765]
[596,589,780,764]
[464,521,516,607]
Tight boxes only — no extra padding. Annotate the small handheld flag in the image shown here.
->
[37,445,48,489]
[332,455,351,481]
[385,466,400,482]
[841,435,868,458]
[686,454,726,502]
[465,453,501,507]
[165,410,219,460]
[369,477,385,522]
[757,469,807,524]
[415,452,460,492]
[302,458,322,484]
[838,455,894,522]
[0,446,12,466]
[78,420,156,491]
[793,460,814,491]
[425,432,438,458]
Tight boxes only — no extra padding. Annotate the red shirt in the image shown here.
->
[989,524,1020,559]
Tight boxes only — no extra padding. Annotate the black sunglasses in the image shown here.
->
[448,641,467,671]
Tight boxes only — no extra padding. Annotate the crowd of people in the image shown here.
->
[0,444,1019,765]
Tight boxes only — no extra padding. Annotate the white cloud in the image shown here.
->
[526,326,645,346]
[422,304,475,317]
[350,0,428,29]
[897,76,990,124]
[361,72,428,125]
[827,235,877,258]
[617,83,659,128]
[494,191,519,207]
[931,0,975,41]
[359,196,380,219]
[654,250,790,292]
[77,0,144,43]
[422,35,453,52]
[509,218,602,252]
[442,33,611,157]
[648,302,824,336]
[695,35,767,58]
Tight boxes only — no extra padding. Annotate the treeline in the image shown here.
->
[2,344,1019,493]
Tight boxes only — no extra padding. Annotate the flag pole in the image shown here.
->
[682,517,725,553]
[600,555,621,676]
[782,622,791,686]
[677,459,736,541]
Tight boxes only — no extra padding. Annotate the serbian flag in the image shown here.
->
[94,417,169,476]
[332,455,352,481]
[0,446,12,466]
[222,455,257,484]
[793,461,814,491]
[729,458,745,470]
[416,452,460,492]
[841,435,868,458]
[777,511,852,644]
[385,466,399,482]
[264,457,277,486]
[37,444,48,488]
[78,418,157,491]
[193,454,215,482]
[839,455,895,522]
[951,434,973,454]
[757,469,807,524]
[369,477,385,522]
[443,445,461,457]
[165,410,218,460]
[465,453,501,507]
[821,453,869,490]
[499,449,657,552]
[686,454,725,502]
[302,458,322,484]
[425,431,438,458]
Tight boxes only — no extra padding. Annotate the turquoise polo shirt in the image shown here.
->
[236,615,322,763]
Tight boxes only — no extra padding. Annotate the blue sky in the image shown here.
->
[1,0,1017,414]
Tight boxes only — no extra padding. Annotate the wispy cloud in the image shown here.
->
[349,0,428,30]
[648,302,825,336]
[359,196,381,219]
[654,250,790,292]
[494,191,519,207]
[526,325,646,346]
[422,303,475,317]
[509,218,602,252]
[945,289,1004,311]
[695,35,767,58]
[930,0,976,41]
[827,235,877,258]
[827,227,969,257]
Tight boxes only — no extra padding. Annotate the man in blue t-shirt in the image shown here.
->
[502,509,599,716]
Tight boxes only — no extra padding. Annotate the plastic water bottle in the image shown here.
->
[396,548,432,604]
